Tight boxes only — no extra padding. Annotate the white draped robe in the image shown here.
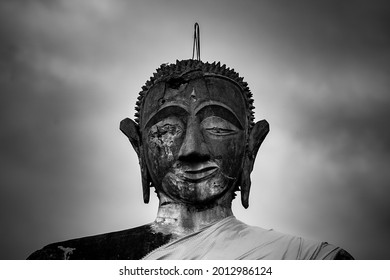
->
[143,216,341,260]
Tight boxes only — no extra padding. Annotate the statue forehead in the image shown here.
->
[140,76,247,126]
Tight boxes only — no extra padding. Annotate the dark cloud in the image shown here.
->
[264,0,390,52]
[0,0,108,259]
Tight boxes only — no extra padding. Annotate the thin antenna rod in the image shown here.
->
[192,23,200,61]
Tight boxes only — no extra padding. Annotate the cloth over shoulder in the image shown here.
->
[143,216,347,260]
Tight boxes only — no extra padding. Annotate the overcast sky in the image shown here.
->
[1,0,389,260]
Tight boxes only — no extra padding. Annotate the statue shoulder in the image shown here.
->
[333,249,354,260]
[27,243,72,260]
[27,224,173,260]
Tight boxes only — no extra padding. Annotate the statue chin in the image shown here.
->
[160,170,235,205]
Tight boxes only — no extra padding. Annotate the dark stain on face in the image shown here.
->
[166,77,188,89]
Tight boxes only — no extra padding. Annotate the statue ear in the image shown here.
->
[120,118,141,156]
[120,118,151,204]
[240,120,270,208]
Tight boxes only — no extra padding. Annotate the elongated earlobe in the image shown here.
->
[239,168,251,209]
[139,154,151,204]
[241,120,270,208]
[120,118,151,204]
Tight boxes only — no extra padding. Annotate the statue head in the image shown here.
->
[121,60,269,209]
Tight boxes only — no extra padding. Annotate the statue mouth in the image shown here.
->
[180,163,219,182]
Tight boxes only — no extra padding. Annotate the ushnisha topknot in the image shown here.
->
[134,59,256,128]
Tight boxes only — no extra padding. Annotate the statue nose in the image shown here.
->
[178,120,210,162]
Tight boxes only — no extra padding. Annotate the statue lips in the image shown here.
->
[180,162,219,182]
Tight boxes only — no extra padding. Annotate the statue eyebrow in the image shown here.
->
[194,101,244,130]
[143,104,189,129]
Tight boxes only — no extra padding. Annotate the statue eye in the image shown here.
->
[206,127,234,135]
[201,116,238,136]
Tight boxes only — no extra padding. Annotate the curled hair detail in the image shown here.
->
[134,59,255,129]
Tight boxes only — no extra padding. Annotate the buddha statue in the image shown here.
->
[28,59,353,260]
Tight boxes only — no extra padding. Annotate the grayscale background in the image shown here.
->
[1,0,389,259]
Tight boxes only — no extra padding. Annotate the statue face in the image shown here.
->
[141,76,248,204]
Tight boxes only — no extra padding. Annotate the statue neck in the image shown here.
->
[152,192,234,238]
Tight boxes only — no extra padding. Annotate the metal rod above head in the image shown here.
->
[192,23,201,61]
